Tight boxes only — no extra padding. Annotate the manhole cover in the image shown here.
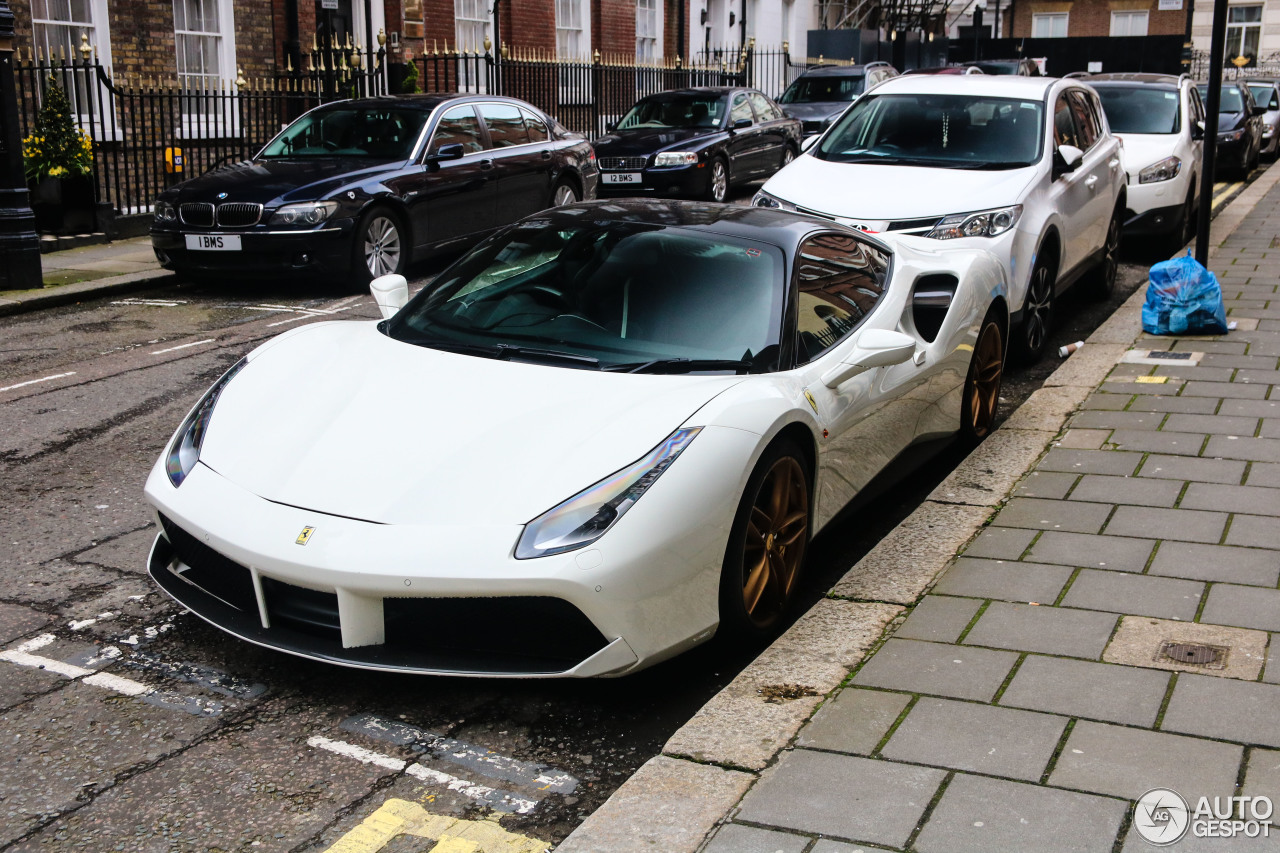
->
[1158,642,1228,669]
[1145,351,1193,361]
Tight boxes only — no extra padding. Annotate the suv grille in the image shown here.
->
[179,203,215,227]
[600,156,648,170]
[216,203,263,227]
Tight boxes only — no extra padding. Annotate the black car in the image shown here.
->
[1197,82,1266,179]
[777,62,899,136]
[592,87,803,203]
[150,94,600,284]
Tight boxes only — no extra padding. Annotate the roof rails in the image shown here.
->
[865,61,894,69]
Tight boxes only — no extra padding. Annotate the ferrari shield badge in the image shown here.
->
[296,526,315,546]
[804,389,819,413]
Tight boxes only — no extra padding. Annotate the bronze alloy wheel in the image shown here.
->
[739,454,809,629]
[962,318,1004,440]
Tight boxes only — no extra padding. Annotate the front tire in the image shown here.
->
[1084,204,1122,301]
[1014,254,1055,364]
[718,440,811,639]
[705,156,729,203]
[551,180,579,208]
[961,313,1005,442]
[352,206,407,285]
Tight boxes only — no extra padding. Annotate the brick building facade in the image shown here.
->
[1004,0,1185,38]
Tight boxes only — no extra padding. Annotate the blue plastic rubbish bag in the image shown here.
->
[1142,253,1229,336]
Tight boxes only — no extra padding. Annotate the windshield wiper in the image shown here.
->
[612,357,753,374]
[953,160,1030,170]
[392,336,599,368]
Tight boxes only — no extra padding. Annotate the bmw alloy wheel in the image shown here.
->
[363,214,402,278]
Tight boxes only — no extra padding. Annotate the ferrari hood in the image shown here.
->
[197,322,744,526]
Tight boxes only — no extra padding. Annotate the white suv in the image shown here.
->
[754,75,1127,362]
[1089,73,1204,251]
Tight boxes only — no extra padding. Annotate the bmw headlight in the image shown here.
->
[1139,156,1182,184]
[268,201,338,226]
[165,358,247,487]
[753,190,796,210]
[515,427,701,559]
[925,205,1023,239]
[653,152,699,167]
[154,200,177,223]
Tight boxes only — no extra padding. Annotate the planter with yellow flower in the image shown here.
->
[23,80,97,235]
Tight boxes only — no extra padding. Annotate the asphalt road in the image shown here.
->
[0,175,1256,851]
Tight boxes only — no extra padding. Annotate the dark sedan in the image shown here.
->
[592,87,803,203]
[150,94,600,284]
[1197,82,1265,179]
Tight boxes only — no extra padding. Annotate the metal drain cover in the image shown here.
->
[1158,642,1229,669]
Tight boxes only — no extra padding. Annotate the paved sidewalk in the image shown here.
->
[561,174,1280,851]
[0,235,173,317]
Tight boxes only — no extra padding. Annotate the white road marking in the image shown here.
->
[151,339,215,355]
[308,735,407,771]
[0,649,93,678]
[83,671,151,695]
[112,299,187,307]
[0,371,76,393]
[266,315,312,327]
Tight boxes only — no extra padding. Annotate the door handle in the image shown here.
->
[541,150,552,160]
[479,159,494,170]
[1108,158,1121,169]
[1085,175,1099,190]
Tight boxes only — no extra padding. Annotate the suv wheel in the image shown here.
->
[1014,255,1055,364]
[1085,204,1121,301]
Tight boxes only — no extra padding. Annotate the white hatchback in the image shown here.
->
[754,74,1127,362]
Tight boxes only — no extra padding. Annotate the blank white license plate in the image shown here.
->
[604,172,642,184]
[185,234,242,251]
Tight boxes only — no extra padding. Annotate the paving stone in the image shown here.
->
[1071,410,1165,430]
[1013,471,1080,500]
[932,558,1074,604]
[703,824,811,853]
[914,773,1126,853]
[993,497,1113,534]
[1138,454,1249,484]
[964,602,1119,660]
[1104,616,1268,680]
[1069,474,1183,507]
[1163,674,1280,748]
[1245,748,1280,797]
[797,688,912,756]
[960,526,1037,559]
[1183,380,1269,398]
[1061,570,1203,621]
[1201,585,1280,632]
[1206,436,1280,462]
[1181,482,1280,515]
[1268,638,1280,685]
[1154,365,1238,383]
[1238,368,1280,385]
[1080,392,1134,410]
[1226,513,1280,548]
[1102,378,1187,395]
[881,698,1067,781]
[1221,398,1280,417]
[999,655,1170,727]
[1105,505,1228,543]
[735,750,944,848]
[1203,355,1273,371]
[1027,531,1156,572]
[1049,720,1244,801]
[1265,418,1280,438]
[1149,541,1280,586]
[1129,395,1220,414]
[852,639,1019,702]
[1249,461,1280,487]
[1109,429,1210,456]
[810,841,898,853]
[895,596,984,643]
[1039,448,1144,476]
[1056,429,1111,450]
[1165,413,1263,434]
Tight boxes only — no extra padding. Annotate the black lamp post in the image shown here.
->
[1195,0,1230,265]
[0,0,41,290]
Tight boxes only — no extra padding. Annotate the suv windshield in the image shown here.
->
[260,107,430,160]
[779,74,866,104]
[385,220,785,371]
[817,93,1044,168]
[1095,86,1181,134]
[617,95,727,130]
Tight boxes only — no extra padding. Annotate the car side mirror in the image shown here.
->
[371,273,409,320]
[605,121,617,132]
[821,329,917,388]
[731,117,752,131]
[1053,144,1084,178]
[1252,105,1268,116]
[801,135,820,152]
[1192,120,1205,140]
[427,143,465,163]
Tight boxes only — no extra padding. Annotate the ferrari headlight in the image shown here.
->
[515,427,702,559]
[1139,156,1182,184]
[654,151,699,167]
[154,200,177,222]
[753,190,796,210]
[165,358,247,487]
[925,205,1023,239]
[268,201,338,226]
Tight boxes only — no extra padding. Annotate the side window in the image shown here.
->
[1067,90,1101,150]
[1189,85,1206,127]
[793,233,889,365]
[522,108,550,142]
[1053,94,1078,149]
[731,93,753,125]
[480,103,531,148]
[748,92,778,122]
[430,105,486,155]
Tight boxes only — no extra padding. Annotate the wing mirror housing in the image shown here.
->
[427,143,466,164]
[370,273,409,320]
[801,134,820,152]
[1252,104,1268,117]
[1053,144,1084,178]
[731,117,752,131]
[821,329,917,388]
[1192,120,1205,140]
[605,121,617,132]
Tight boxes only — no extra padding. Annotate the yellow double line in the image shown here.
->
[1211,180,1245,211]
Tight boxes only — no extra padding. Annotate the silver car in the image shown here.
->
[1246,79,1280,159]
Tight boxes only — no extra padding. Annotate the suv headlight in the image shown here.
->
[925,205,1023,239]
[515,427,701,559]
[1139,156,1182,184]
[753,190,796,210]
[653,151,699,167]
[165,359,247,487]
[154,200,177,223]
[1219,129,1245,142]
[268,201,338,226]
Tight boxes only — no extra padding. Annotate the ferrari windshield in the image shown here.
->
[1095,86,1181,134]
[779,74,866,104]
[817,93,1045,168]
[386,219,785,371]
[260,107,429,159]
[617,94,728,130]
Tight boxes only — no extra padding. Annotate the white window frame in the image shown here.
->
[556,0,592,59]
[174,0,239,137]
[1110,10,1148,36]
[636,0,663,61]
[1031,12,1069,37]
[455,0,492,91]
[1225,4,1263,64]
[30,0,115,132]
